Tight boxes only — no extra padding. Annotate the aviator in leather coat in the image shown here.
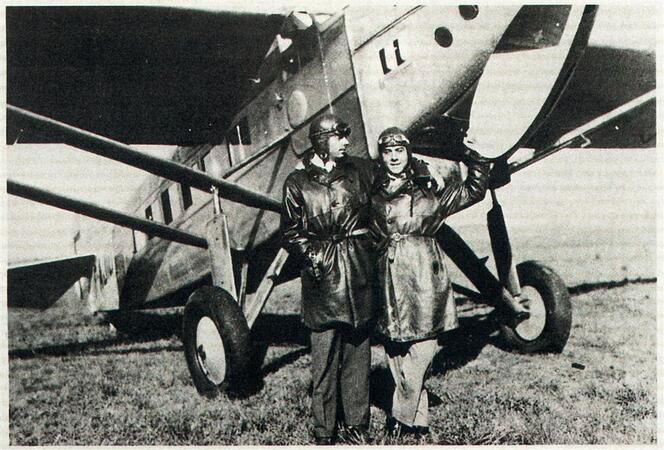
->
[370,155,489,342]
[282,155,376,331]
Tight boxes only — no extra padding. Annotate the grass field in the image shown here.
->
[7,279,656,445]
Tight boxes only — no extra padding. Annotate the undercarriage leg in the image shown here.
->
[487,190,529,318]
[487,190,520,296]
[437,224,502,305]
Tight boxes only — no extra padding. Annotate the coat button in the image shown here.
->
[387,218,394,224]
[331,200,338,207]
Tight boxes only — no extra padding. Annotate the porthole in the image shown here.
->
[434,27,453,48]
[459,5,479,20]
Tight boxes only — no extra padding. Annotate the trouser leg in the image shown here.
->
[412,382,430,428]
[386,338,440,427]
[310,328,341,439]
[339,327,371,428]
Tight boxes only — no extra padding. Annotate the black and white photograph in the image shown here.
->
[3,1,659,445]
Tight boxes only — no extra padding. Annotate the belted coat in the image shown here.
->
[370,155,489,342]
[281,155,376,331]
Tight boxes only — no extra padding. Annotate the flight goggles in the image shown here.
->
[310,121,351,138]
[378,132,410,147]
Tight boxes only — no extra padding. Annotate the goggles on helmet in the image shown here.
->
[310,121,351,139]
[378,132,410,147]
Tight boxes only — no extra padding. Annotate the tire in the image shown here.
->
[183,286,251,397]
[499,261,572,353]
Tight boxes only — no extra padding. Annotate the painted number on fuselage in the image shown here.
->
[379,39,406,75]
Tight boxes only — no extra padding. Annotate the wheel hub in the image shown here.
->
[195,317,227,385]
[513,286,547,341]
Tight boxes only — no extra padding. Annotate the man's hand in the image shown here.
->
[489,159,511,190]
[306,249,323,281]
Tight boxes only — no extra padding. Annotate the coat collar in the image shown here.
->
[310,153,336,172]
[303,152,353,184]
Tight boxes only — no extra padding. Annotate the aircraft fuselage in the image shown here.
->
[90,5,593,311]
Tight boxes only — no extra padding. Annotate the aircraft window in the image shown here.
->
[459,5,479,20]
[168,184,182,218]
[180,183,193,210]
[239,117,251,145]
[228,117,251,146]
[228,126,240,146]
[226,117,251,166]
[434,27,454,48]
[199,156,206,172]
[145,205,154,240]
[161,189,173,224]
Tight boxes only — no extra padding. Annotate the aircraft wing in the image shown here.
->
[7,254,96,309]
[526,44,656,149]
[7,6,654,151]
[6,6,285,145]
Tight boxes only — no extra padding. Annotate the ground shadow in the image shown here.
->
[9,310,310,361]
[9,336,182,360]
[251,313,310,347]
[105,309,185,339]
[431,311,501,375]
[568,277,656,295]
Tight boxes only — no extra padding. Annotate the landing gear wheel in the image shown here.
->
[499,261,572,353]
[183,286,251,397]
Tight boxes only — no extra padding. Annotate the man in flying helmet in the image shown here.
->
[282,112,376,444]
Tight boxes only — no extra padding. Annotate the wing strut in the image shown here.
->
[7,105,282,213]
[7,180,208,249]
[509,90,656,174]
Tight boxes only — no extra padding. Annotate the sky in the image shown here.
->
[3,3,660,264]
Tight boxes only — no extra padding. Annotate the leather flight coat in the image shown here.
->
[282,155,376,331]
[370,156,489,342]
